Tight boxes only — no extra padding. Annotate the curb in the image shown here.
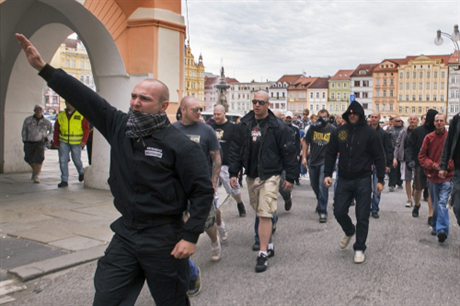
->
[8,245,106,282]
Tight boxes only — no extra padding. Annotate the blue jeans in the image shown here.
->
[452,170,460,226]
[309,164,328,214]
[59,142,84,182]
[189,259,198,279]
[371,166,380,213]
[428,181,451,236]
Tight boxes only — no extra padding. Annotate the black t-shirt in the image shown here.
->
[210,120,236,166]
[248,117,268,178]
[304,124,336,166]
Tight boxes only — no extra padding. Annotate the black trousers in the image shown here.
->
[333,176,372,252]
[389,161,402,188]
[93,219,190,306]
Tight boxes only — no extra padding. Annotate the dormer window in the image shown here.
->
[359,70,366,75]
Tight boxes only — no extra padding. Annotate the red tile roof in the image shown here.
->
[350,64,379,77]
[309,77,330,89]
[275,74,303,84]
[330,69,354,80]
[448,51,460,64]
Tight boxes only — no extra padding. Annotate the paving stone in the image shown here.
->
[49,236,105,251]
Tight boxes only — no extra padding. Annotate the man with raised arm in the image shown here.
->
[16,33,213,306]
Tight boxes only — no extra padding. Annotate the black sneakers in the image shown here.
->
[237,203,246,217]
[427,216,432,225]
[319,214,327,223]
[252,240,260,251]
[412,205,420,217]
[371,212,379,219]
[255,253,268,273]
[78,173,84,182]
[284,198,292,211]
[267,247,275,258]
[437,231,447,243]
[58,181,68,188]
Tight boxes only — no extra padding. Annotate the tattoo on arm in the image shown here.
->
[209,150,222,186]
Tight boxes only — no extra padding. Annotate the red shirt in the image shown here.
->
[418,129,454,183]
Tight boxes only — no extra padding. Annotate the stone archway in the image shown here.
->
[1,0,185,189]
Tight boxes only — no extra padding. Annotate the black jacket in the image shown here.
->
[286,123,301,156]
[374,125,393,167]
[324,101,385,184]
[228,110,299,183]
[405,109,438,167]
[39,65,214,243]
[441,112,460,169]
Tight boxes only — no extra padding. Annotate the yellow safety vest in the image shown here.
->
[57,111,84,145]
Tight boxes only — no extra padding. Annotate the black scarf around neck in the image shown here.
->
[125,109,170,138]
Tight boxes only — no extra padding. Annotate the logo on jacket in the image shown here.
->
[338,129,348,142]
[215,129,224,140]
[251,127,261,142]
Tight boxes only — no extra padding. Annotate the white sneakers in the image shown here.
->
[340,234,354,249]
[211,239,221,262]
[33,176,40,183]
[405,200,413,207]
[354,251,365,264]
[217,220,228,242]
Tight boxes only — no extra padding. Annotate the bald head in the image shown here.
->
[130,79,170,114]
[273,110,282,118]
[213,104,227,125]
[180,96,202,125]
[370,112,380,128]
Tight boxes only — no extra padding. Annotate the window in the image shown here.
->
[310,92,313,98]
[434,83,438,89]
[412,95,416,101]
[363,80,369,87]
[383,79,387,86]
[86,61,90,69]
[282,92,285,98]
[289,93,295,99]
[390,104,393,111]
[376,90,380,97]
[406,95,409,101]
[441,82,445,89]
[433,95,437,101]
[331,93,335,99]
[390,79,394,85]
[434,71,438,78]
[413,83,416,89]
[362,92,368,98]
[65,58,69,67]
[376,104,379,111]
[331,83,335,88]
[337,83,341,88]
[442,71,446,78]
[390,90,394,97]
[399,95,402,100]
[419,83,423,89]
[427,71,431,78]
[71,60,76,68]
[406,83,410,90]
[400,72,403,78]
[376,79,380,85]
[322,92,326,99]
[341,105,346,111]
[413,72,416,78]
[405,107,409,113]
[406,72,410,78]
[419,95,422,101]
[354,81,360,87]
[344,83,347,88]
[441,95,445,101]
[399,106,402,113]
[399,83,403,90]
[420,72,423,78]
[316,92,319,98]
[426,83,430,89]
[426,95,430,101]
[299,92,306,99]
[80,60,84,69]
[355,92,360,98]
[419,107,422,113]
[412,107,416,113]
[383,90,387,97]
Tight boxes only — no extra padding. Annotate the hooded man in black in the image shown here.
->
[405,109,437,221]
[324,101,385,264]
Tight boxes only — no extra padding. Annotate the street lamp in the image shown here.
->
[435,25,460,70]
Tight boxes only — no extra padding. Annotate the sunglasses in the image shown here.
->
[252,99,267,105]
[395,120,402,122]
[191,107,203,113]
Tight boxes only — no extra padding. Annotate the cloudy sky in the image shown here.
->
[182,0,460,82]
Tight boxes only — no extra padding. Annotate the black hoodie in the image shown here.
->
[405,109,438,167]
[324,101,386,184]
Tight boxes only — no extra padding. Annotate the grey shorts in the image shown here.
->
[413,164,427,190]
[24,141,46,164]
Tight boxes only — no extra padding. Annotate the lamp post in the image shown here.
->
[434,25,460,117]
[434,25,460,70]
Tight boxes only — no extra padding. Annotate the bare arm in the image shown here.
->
[209,150,221,192]
[15,34,46,71]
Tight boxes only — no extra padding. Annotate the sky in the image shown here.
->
[182,0,460,82]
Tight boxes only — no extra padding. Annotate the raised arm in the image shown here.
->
[15,34,46,71]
